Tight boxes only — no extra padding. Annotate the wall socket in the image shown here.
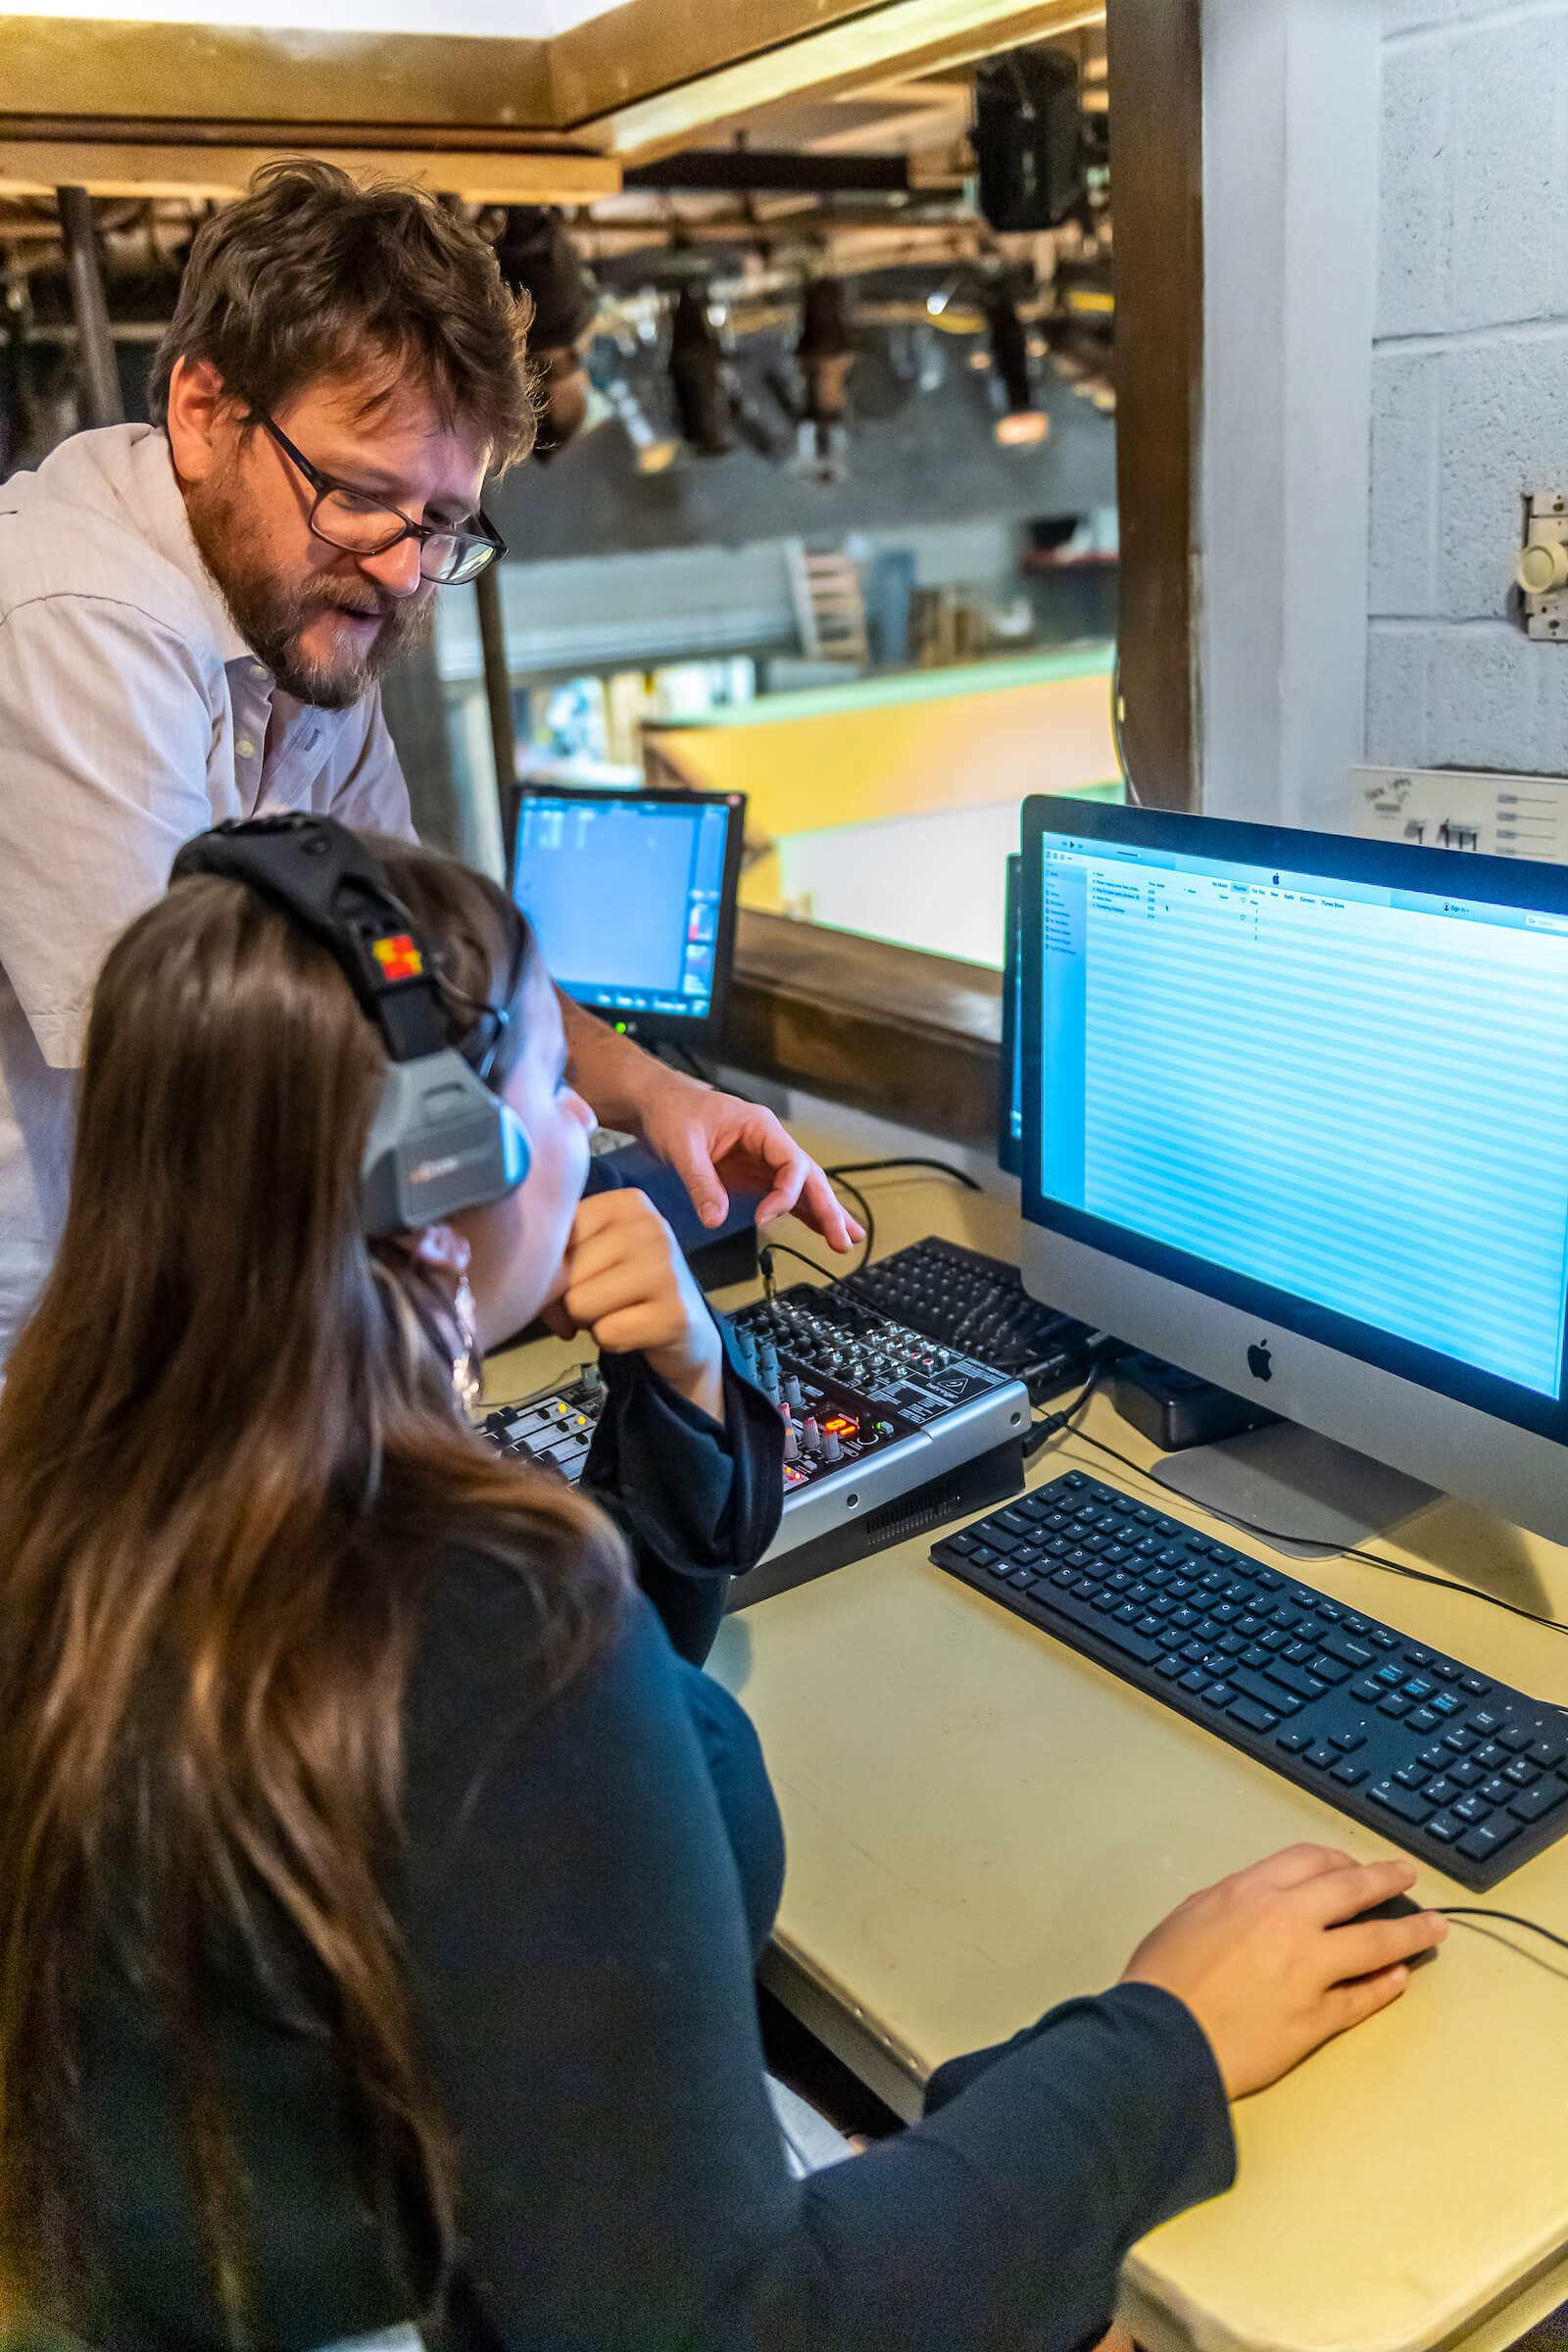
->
[1350,764,1568,862]
[1517,491,1568,639]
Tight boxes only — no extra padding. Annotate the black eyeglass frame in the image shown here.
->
[252,408,508,585]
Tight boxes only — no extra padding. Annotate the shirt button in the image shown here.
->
[235,737,256,759]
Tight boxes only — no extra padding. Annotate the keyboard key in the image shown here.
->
[1425,1812,1460,1843]
[1378,1694,1411,1719]
[1305,1742,1338,1770]
[1350,1674,1383,1701]
[1099,1620,1165,1664]
[1230,1665,1303,1715]
[1179,1669,1208,1692]
[1332,1758,1368,1787]
[1502,1757,1539,1788]
[1461,1675,1491,1696]
[1449,1759,1484,1788]
[1370,1780,1434,1827]
[968,1546,998,1570]
[1458,1818,1520,1863]
[1320,1631,1375,1671]
[1308,1656,1350,1687]
[947,1533,980,1557]
[1228,1696,1279,1733]
[1265,1660,1327,1702]
[1006,1570,1040,1592]
[1202,1682,1236,1707]
[1510,1780,1568,1824]
[1453,1793,1492,1825]
[1277,1725,1314,1753]
[1155,1653,1187,1679]
[1407,1707,1441,1734]
[1529,1740,1567,1769]
[1331,1725,1366,1752]
[1424,1777,1459,1808]
[1471,1709,1502,1735]
[1497,1725,1532,1754]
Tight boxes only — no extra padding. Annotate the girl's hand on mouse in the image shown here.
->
[554,1188,725,1426]
[1119,1844,1447,2097]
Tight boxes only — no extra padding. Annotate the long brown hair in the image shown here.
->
[0,838,625,2341]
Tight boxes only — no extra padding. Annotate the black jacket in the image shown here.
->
[74,1348,1236,2351]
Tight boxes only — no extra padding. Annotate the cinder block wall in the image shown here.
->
[1368,0,1568,773]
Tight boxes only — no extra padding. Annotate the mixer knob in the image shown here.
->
[822,1428,843,1463]
[783,1423,800,1464]
[803,1416,821,1455]
[783,1374,804,1408]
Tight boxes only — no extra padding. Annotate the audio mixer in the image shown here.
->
[480,1281,1030,1603]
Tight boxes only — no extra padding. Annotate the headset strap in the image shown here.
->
[171,814,447,1063]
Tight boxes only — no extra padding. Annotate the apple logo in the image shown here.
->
[1247,1340,1274,1383]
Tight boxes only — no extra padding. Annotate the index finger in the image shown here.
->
[1301,1855,1419,1927]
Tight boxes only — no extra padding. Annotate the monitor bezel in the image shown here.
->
[1020,793,1568,1454]
[999,852,1023,1177]
[506,782,747,1046]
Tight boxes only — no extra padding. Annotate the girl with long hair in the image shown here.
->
[0,830,1445,2351]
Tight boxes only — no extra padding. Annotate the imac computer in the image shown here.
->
[999,852,1024,1177]
[508,784,746,1046]
[1018,795,1568,1546]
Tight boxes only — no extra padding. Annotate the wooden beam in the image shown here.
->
[561,0,1104,161]
[0,15,555,131]
[1104,0,1202,810]
[0,140,620,203]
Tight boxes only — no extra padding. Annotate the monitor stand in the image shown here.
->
[1151,1420,1441,1559]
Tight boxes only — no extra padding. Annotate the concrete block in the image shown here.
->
[1436,329,1568,617]
[1446,13,1568,330]
[1366,622,1435,764]
[1369,351,1442,614]
[1428,620,1544,767]
[1378,35,1452,337]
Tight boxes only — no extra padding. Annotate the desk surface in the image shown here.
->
[488,1139,1568,2352]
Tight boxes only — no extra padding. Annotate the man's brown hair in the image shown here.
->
[149,160,536,468]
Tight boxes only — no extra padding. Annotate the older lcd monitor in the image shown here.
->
[510,785,745,1045]
[1018,795,1568,1544]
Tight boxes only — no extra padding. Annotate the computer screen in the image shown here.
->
[1019,797,1568,1538]
[999,853,1024,1176]
[510,786,745,1043]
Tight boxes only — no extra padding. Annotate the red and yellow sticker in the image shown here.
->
[372,932,423,983]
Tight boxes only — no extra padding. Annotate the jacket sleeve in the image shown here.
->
[401,1575,1237,2352]
[580,1315,784,1664]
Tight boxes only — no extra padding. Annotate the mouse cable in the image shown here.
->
[1056,1426,1568,1643]
[1437,1907,1568,1958]
[822,1157,984,1193]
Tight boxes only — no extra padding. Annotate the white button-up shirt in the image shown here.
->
[0,422,415,1361]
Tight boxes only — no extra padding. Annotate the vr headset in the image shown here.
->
[171,814,530,1235]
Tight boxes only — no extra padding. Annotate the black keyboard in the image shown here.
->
[932,1471,1568,1890]
[851,1237,1099,1403]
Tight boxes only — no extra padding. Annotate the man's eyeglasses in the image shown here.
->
[253,409,507,587]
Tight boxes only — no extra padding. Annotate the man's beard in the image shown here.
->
[184,464,437,710]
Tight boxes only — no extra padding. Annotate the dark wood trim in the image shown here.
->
[727,912,1001,1149]
[1105,0,1202,811]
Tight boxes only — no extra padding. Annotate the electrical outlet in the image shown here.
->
[1517,491,1568,639]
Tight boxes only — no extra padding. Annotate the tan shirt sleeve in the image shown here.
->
[0,592,219,1069]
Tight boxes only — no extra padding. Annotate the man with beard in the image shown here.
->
[0,162,858,1363]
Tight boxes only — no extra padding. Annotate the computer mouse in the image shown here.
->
[1337,1890,1440,1971]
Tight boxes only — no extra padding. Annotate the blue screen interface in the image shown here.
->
[1035,834,1568,1397]
[513,796,732,1023]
